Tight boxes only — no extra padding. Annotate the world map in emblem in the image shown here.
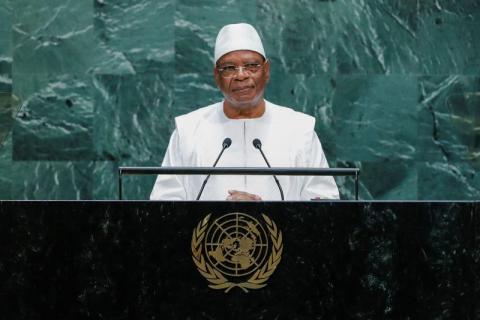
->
[192,212,283,292]
[205,213,270,277]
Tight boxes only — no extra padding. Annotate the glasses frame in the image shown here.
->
[216,59,268,78]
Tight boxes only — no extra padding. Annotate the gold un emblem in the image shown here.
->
[192,212,283,293]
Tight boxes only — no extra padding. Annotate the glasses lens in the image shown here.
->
[221,66,236,77]
[245,63,261,73]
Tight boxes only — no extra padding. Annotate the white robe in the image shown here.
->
[150,100,339,201]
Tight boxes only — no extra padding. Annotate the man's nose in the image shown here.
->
[234,66,249,79]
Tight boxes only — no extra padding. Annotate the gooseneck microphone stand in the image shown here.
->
[252,138,285,201]
[196,137,232,200]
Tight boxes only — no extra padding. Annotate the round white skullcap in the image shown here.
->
[214,23,266,64]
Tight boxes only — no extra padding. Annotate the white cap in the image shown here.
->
[214,23,266,64]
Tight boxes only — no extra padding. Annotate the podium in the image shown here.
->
[1,200,478,319]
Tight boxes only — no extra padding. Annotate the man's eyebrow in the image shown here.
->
[217,60,235,66]
[218,59,262,65]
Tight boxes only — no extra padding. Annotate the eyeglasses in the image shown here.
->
[216,60,267,78]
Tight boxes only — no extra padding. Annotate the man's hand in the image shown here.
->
[226,190,262,201]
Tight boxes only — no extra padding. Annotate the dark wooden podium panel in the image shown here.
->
[0,201,478,319]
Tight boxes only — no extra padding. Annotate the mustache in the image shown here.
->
[232,84,255,92]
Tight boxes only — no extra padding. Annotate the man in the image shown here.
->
[150,23,339,201]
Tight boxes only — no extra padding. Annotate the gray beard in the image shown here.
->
[223,91,264,109]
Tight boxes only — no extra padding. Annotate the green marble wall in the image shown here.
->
[0,0,479,200]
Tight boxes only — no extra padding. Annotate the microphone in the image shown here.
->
[252,138,285,200]
[196,138,232,200]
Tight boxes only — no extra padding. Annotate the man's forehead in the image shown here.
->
[217,50,264,64]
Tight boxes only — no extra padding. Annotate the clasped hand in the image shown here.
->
[226,190,262,201]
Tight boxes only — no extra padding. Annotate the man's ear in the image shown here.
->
[265,59,271,82]
[213,66,221,88]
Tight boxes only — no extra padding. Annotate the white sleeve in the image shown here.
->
[299,132,340,200]
[149,129,187,200]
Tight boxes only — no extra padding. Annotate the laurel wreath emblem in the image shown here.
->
[191,213,283,293]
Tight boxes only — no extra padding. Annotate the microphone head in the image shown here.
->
[222,137,232,148]
[252,138,262,149]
